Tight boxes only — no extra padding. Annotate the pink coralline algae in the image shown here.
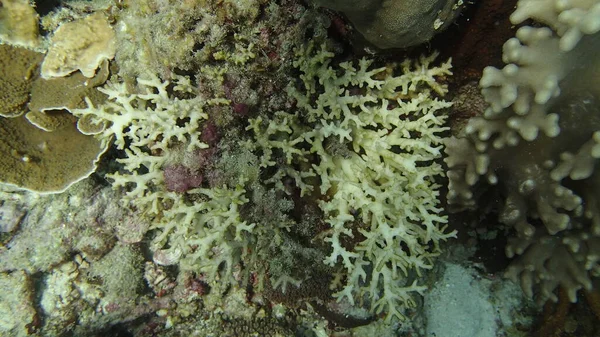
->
[163,164,203,193]
[200,120,220,147]
[163,122,220,194]
[232,102,250,116]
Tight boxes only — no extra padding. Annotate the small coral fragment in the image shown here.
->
[0,0,40,48]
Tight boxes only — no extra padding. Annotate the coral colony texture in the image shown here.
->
[445,0,600,304]
[0,0,599,336]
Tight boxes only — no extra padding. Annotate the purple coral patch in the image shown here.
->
[163,164,203,193]
[200,120,220,147]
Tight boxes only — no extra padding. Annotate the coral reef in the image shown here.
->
[70,1,456,329]
[5,0,594,335]
[445,0,600,304]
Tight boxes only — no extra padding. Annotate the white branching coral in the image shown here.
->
[73,74,229,211]
[248,42,456,322]
[74,38,454,324]
[72,73,254,288]
[153,184,255,282]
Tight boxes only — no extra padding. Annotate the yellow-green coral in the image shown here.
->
[0,44,42,118]
[247,42,456,322]
[71,5,455,325]
[71,71,256,287]
[28,61,110,132]
[72,74,229,210]
[41,12,116,79]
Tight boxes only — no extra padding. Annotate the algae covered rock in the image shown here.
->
[313,0,464,49]
[0,271,36,337]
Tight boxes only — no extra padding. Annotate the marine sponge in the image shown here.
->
[445,0,600,303]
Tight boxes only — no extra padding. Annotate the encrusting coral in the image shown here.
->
[0,44,109,193]
[28,60,110,132]
[445,0,600,304]
[0,113,107,193]
[0,44,42,118]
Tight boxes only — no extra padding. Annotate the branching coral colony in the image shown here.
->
[445,0,600,305]
[248,42,456,321]
[74,39,455,323]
